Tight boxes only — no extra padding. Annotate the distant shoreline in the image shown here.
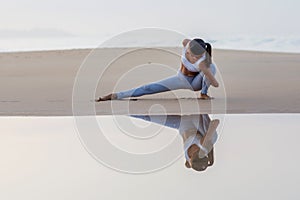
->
[1,46,300,55]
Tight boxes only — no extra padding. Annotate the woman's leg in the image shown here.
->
[190,63,217,94]
[190,73,204,91]
[201,63,217,94]
[116,72,193,99]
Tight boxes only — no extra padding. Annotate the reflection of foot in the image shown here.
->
[95,93,117,102]
[199,93,213,100]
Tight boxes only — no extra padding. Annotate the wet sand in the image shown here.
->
[0,48,299,116]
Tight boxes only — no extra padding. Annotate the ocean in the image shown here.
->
[0,35,300,53]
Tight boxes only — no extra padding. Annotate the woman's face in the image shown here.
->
[186,47,204,63]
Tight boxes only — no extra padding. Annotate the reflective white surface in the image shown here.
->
[0,114,299,199]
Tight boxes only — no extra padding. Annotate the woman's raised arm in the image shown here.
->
[182,39,191,47]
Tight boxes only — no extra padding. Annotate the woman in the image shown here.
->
[96,38,219,101]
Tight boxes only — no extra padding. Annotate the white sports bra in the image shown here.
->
[181,43,206,72]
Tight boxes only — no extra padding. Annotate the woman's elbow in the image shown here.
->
[212,81,219,88]
[182,39,190,47]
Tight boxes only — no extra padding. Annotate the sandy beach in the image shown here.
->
[0,48,299,116]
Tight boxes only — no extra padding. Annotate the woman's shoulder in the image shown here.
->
[182,39,191,47]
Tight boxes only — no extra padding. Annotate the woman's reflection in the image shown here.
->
[130,114,219,172]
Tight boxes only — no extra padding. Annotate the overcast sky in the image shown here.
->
[1,0,299,38]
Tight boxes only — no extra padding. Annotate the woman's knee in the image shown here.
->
[191,85,201,91]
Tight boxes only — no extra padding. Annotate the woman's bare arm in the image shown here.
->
[182,39,191,47]
[198,62,219,87]
[200,119,220,152]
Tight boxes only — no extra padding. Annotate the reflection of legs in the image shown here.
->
[201,63,217,95]
[116,73,193,99]
[130,115,182,129]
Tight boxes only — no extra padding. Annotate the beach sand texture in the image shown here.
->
[0,48,299,116]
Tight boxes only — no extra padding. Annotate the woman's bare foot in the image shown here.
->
[199,93,214,100]
[95,93,117,102]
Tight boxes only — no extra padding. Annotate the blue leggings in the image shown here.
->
[116,63,217,99]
